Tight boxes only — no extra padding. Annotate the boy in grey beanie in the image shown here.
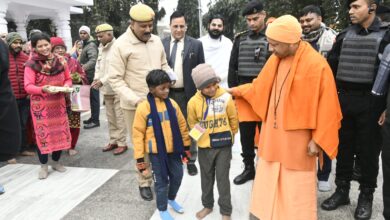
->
[187,63,238,220]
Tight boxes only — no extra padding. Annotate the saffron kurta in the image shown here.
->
[232,41,342,220]
[24,65,72,154]
[253,56,316,220]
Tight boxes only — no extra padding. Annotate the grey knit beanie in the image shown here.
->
[191,64,221,90]
[6,32,22,46]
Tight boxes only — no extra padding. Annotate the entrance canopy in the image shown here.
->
[1,0,93,50]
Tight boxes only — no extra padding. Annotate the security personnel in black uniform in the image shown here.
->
[228,0,268,185]
[381,43,390,220]
[378,5,390,220]
[321,0,390,219]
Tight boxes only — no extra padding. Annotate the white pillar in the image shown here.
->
[54,10,72,51]
[14,13,29,41]
[0,0,10,33]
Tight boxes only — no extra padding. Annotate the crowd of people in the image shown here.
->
[0,0,389,219]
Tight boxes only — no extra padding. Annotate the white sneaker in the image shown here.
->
[52,162,67,172]
[318,180,331,192]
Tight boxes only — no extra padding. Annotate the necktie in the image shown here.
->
[169,40,178,70]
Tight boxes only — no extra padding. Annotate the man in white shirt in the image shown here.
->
[199,14,233,88]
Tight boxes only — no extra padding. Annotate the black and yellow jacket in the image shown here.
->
[132,98,191,160]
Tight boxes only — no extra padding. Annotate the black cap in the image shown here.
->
[377,5,390,15]
[242,1,264,17]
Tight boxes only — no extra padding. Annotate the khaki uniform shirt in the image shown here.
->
[108,28,171,110]
[95,38,116,95]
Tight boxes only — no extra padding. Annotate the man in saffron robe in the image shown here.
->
[229,15,342,220]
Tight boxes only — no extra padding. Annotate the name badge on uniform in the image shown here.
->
[189,123,205,141]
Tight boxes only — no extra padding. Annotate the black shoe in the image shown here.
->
[354,189,374,220]
[233,165,255,185]
[83,122,100,129]
[321,188,350,210]
[83,118,92,124]
[139,186,153,201]
[187,163,198,176]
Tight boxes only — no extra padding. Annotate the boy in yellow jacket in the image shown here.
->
[187,64,238,220]
[132,70,191,220]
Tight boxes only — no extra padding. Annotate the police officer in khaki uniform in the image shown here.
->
[108,3,171,201]
[228,0,268,185]
[92,24,128,155]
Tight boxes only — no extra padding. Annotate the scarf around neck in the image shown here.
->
[147,93,184,183]
[25,52,66,75]
[302,26,325,43]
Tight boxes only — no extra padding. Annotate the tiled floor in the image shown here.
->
[0,164,118,220]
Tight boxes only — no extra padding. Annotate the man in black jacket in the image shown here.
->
[321,0,390,219]
[162,11,205,176]
[228,0,267,185]
[78,25,99,129]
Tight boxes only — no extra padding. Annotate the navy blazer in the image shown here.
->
[162,35,205,101]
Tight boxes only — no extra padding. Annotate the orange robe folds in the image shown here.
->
[234,97,261,122]
[253,55,315,220]
[232,41,342,219]
[251,160,317,220]
[232,41,342,160]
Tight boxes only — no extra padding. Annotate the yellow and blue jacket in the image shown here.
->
[132,98,191,160]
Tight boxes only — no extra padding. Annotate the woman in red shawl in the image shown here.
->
[24,33,72,179]
[51,37,88,156]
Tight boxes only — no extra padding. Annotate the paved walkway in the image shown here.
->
[0,107,385,220]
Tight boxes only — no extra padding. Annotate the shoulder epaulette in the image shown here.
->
[234,30,249,39]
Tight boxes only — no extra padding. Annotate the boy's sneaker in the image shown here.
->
[0,184,4,194]
[318,180,331,192]
[168,200,184,213]
[159,210,174,220]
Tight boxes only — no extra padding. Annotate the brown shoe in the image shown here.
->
[102,144,118,152]
[196,208,213,219]
[113,146,128,155]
